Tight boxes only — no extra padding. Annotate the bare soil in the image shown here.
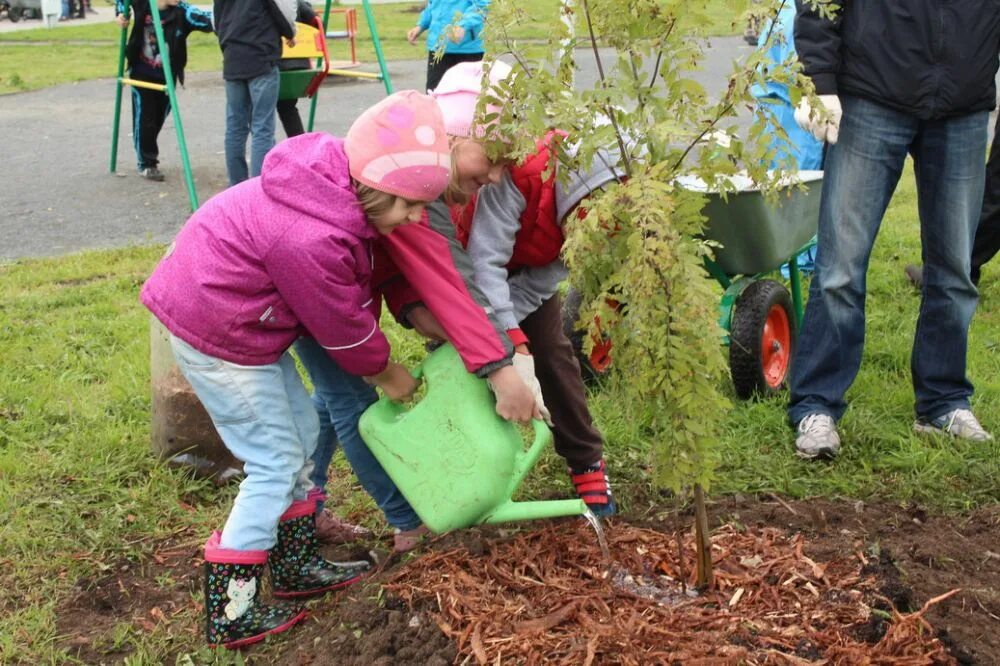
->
[54,497,1000,664]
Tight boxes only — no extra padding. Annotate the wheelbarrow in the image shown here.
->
[563,170,823,400]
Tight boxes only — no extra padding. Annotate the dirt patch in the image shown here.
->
[55,531,205,663]
[52,499,1000,664]
[273,584,457,666]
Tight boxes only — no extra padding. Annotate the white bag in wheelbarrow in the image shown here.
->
[677,170,823,276]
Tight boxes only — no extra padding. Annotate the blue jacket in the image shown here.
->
[417,0,489,55]
[750,5,823,170]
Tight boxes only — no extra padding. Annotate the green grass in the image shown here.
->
[2,162,998,661]
[0,0,744,94]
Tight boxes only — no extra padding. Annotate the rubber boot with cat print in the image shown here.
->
[269,498,370,598]
[203,531,306,649]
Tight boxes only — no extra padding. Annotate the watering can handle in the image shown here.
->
[519,418,554,477]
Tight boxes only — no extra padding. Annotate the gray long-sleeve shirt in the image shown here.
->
[467,149,623,331]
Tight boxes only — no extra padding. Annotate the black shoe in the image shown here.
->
[139,166,165,182]
[904,264,923,288]
[269,499,370,599]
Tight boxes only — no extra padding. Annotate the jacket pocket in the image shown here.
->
[255,302,293,329]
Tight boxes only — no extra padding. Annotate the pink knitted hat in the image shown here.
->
[428,60,513,138]
[345,90,452,202]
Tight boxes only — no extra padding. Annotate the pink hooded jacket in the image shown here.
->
[140,133,390,377]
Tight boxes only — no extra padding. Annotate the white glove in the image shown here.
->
[512,353,553,426]
[794,94,842,145]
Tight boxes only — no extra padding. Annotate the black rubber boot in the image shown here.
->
[203,531,306,649]
[269,498,370,599]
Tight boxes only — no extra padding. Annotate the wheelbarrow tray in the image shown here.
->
[679,170,823,276]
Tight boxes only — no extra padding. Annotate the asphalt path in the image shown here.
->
[0,36,802,261]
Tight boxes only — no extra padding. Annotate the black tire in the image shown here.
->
[728,279,796,400]
[8,7,19,21]
[561,287,607,383]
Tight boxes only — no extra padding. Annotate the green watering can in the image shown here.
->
[359,343,588,534]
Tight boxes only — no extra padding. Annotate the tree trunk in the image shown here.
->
[693,483,714,589]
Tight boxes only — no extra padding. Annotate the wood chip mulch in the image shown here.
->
[386,521,958,665]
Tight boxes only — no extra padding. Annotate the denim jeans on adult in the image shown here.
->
[294,337,422,532]
[170,335,318,551]
[788,95,986,425]
[224,67,279,186]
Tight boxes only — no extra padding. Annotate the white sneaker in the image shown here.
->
[914,408,993,442]
[795,413,841,459]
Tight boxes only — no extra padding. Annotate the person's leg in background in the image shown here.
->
[788,95,914,458]
[970,112,1000,285]
[247,67,280,178]
[276,98,305,138]
[224,78,252,185]
[133,86,171,180]
[910,110,991,440]
[906,111,1000,288]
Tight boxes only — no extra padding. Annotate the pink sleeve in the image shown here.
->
[378,207,513,377]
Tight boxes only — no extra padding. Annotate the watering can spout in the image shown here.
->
[482,498,589,525]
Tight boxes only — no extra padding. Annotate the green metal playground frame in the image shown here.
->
[109,0,393,212]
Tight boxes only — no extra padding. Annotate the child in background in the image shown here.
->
[302,61,551,551]
[452,113,622,516]
[406,0,490,91]
[276,0,318,139]
[115,0,212,181]
[140,91,452,648]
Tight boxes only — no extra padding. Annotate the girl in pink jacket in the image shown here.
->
[140,91,452,649]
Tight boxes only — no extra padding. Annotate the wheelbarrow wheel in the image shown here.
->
[8,7,19,21]
[729,279,796,400]
[561,287,611,383]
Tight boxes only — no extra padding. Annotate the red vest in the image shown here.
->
[452,131,566,271]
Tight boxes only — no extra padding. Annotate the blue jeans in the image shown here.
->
[294,337,422,532]
[170,335,318,551]
[224,68,279,186]
[789,95,986,425]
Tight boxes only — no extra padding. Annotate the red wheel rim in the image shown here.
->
[760,304,791,388]
[589,337,614,373]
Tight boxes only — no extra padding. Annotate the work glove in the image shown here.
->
[794,94,842,145]
[512,353,553,426]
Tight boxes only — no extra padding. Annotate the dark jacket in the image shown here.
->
[279,0,318,72]
[213,0,297,81]
[795,0,1000,119]
[117,0,212,85]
